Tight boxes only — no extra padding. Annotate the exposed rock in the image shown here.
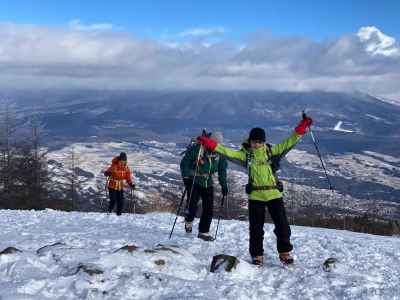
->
[154,259,166,266]
[210,254,240,273]
[36,242,66,255]
[77,264,104,276]
[116,245,139,253]
[323,257,338,272]
[144,249,157,254]
[153,244,180,255]
[0,247,22,255]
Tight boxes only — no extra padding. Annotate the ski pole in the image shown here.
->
[127,188,132,214]
[214,194,226,240]
[131,188,136,214]
[185,144,203,215]
[103,176,110,212]
[169,148,202,239]
[169,139,204,239]
[302,111,334,191]
[169,188,187,239]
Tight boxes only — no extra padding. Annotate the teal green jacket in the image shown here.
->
[215,132,302,201]
[180,143,228,190]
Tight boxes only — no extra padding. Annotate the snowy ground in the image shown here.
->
[1,209,399,299]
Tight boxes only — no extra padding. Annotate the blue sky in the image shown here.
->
[0,0,399,41]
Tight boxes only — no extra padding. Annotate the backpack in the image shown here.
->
[244,143,289,193]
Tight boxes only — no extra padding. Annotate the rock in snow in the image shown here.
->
[0,209,399,299]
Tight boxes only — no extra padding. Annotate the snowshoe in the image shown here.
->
[279,252,294,265]
[198,232,215,242]
[251,256,264,266]
[184,221,193,233]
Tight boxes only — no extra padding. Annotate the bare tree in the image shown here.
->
[65,145,86,210]
[14,115,50,207]
[0,101,18,196]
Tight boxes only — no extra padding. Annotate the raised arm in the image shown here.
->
[215,144,247,162]
[272,116,313,156]
[271,132,302,156]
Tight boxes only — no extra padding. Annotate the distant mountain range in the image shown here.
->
[7,89,400,152]
[4,89,400,212]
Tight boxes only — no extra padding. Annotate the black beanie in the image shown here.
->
[249,127,266,142]
[119,152,127,161]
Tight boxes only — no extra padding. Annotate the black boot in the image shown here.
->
[251,256,264,266]
[279,252,294,265]
[185,221,193,233]
[198,232,215,242]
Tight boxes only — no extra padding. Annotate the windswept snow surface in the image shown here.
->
[1,210,399,299]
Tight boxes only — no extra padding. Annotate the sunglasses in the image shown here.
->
[251,140,264,144]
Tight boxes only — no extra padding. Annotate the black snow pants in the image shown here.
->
[248,198,293,257]
[184,182,214,234]
[108,188,124,216]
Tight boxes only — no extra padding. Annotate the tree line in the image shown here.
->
[0,101,80,211]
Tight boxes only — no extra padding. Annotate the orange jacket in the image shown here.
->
[106,157,133,191]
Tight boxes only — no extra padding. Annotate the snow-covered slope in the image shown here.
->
[1,209,399,299]
[47,140,400,219]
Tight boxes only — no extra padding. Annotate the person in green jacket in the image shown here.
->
[180,131,228,242]
[197,117,313,265]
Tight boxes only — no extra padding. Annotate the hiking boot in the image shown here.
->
[279,252,294,265]
[184,221,193,233]
[198,232,215,242]
[251,256,264,266]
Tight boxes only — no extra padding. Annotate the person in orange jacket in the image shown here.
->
[104,152,135,215]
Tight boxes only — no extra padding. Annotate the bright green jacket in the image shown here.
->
[215,132,302,201]
[180,144,228,189]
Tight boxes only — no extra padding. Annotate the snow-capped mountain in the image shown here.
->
[0,209,399,299]
[4,89,400,217]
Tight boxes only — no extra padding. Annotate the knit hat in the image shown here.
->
[210,131,223,143]
[249,127,266,142]
[119,152,127,161]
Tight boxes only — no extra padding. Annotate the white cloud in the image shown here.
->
[357,26,399,57]
[68,19,113,31]
[179,27,226,37]
[0,22,399,101]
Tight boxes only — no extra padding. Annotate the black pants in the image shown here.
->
[184,182,214,233]
[108,188,124,216]
[248,198,292,257]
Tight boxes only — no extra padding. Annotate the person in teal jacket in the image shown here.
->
[197,117,313,265]
[180,132,228,241]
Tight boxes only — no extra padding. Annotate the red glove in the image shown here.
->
[197,136,218,151]
[295,117,313,135]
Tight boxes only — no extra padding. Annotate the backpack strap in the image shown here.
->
[245,144,282,192]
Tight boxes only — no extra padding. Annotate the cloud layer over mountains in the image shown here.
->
[0,22,399,99]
